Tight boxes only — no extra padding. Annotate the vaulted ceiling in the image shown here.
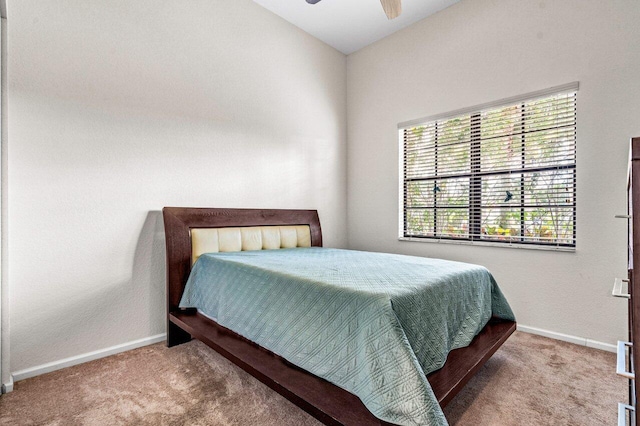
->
[252,0,460,55]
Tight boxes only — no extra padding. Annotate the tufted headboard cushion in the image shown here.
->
[191,225,311,265]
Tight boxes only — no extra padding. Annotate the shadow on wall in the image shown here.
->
[133,210,167,334]
[12,210,168,375]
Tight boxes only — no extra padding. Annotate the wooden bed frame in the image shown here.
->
[163,207,516,426]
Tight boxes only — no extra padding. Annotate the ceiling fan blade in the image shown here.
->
[380,0,402,19]
[306,0,322,4]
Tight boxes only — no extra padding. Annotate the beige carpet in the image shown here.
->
[0,331,625,425]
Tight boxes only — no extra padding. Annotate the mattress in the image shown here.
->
[179,247,515,425]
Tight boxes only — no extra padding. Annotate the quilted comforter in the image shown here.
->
[179,247,515,425]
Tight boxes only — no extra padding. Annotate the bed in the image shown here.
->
[163,207,516,425]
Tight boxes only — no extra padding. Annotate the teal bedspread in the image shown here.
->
[179,248,514,425]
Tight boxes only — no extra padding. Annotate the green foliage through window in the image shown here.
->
[402,89,577,248]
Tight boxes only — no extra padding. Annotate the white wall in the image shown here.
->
[7,0,347,373]
[347,0,640,345]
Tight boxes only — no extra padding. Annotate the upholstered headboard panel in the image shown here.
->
[191,225,311,265]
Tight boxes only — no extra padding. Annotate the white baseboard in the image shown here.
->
[0,326,615,391]
[9,333,166,384]
[517,324,616,353]
[1,375,13,393]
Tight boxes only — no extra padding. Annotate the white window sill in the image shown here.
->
[398,236,576,252]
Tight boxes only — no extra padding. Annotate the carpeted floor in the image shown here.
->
[0,331,626,425]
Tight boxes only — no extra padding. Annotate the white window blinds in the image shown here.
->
[400,83,578,249]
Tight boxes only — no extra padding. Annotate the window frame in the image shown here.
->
[398,82,578,251]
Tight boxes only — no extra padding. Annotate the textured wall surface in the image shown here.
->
[347,0,640,345]
[7,0,347,372]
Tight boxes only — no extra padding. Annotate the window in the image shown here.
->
[400,83,577,249]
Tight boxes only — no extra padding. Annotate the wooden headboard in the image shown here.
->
[162,207,323,314]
